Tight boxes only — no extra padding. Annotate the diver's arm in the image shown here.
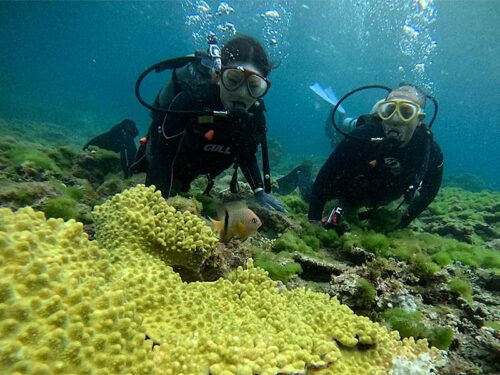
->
[145,134,183,198]
[238,106,266,191]
[239,154,264,191]
[399,142,444,227]
[145,92,191,198]
[308,139,355,221]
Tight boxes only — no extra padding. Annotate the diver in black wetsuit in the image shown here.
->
[279,84,443,232]
[83,119,139,178]
[134,35,286,212]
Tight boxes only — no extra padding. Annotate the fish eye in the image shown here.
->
[251,218,257,224]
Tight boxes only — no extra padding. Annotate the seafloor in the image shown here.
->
[0,117,498,374]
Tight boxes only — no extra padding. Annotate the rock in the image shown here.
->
[292,253,346,282]
[72,147,121,186]
[477,271,500,292]
[199,240,252,281]
[484,238,500,251]
[340,245,376,265]
[249,202,301,234]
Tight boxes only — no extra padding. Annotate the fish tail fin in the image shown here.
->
[209,217,224,235]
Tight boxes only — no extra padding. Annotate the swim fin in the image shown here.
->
[310,82,346,114]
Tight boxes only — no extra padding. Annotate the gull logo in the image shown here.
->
[203,144,231,155]
[384,157,400,168]
[384,157,401,175]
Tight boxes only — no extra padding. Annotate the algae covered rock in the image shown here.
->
[418,187,500,244]
[73,146,121,185]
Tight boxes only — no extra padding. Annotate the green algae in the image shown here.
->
[7,144,61,173]
[340,228,500,275]
[355,278,377,304]
[47,145,78,170]
[426,326,454,350]
[254,252,302,283]
[383,308,425,338]
[410,254,440,280]
[42,196,80,220]
[484,320,500,331]
[0,181,59,206]
[281,193,309,216]
[273,231,315,254]
[382,308,454,350]
[419,187,500,244]
[447,278,473,302]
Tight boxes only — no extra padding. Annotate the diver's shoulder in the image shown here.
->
[430,138,443,161]
[349,115,383,137]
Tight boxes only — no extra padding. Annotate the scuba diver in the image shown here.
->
[279,83,443,233]
[83,119,139,178]
[132,35,286,212]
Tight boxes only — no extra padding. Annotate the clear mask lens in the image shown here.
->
[222,68,245,91]
[247,75,267,98]
[399,103,417,120]
[379,102,397,118]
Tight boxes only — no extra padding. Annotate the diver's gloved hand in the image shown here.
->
[322,206,344,229]
[255,189,287,212]
[322,206,349,235]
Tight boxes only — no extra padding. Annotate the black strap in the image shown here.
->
[203,174,215,196]
[230,164,239,193]
[261,126,272,193]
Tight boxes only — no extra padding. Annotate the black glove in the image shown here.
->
[255,190,287,212]
[322,206,344,229]
[322,206,348,235]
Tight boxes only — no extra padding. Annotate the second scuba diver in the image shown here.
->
[133,35,286,212]
[279,83,444,233]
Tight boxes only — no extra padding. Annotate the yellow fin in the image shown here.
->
[209,217,224,235]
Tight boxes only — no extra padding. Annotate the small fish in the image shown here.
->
[210,203,261,243]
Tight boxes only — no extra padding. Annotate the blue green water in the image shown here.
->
[0,0,498,188]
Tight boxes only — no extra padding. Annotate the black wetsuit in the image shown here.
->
[143,81,266,198]
[308,114,443,227]
[83,119,138,178]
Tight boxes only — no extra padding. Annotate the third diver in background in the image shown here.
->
[83,119,139,178]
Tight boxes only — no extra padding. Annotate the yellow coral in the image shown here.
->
[0,195,442,374]
[0,207,154,374]
[92,185,217,272]
[143,260,441,374]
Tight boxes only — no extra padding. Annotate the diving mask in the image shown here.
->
[221,66,271,99]
[377,99,423,123]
